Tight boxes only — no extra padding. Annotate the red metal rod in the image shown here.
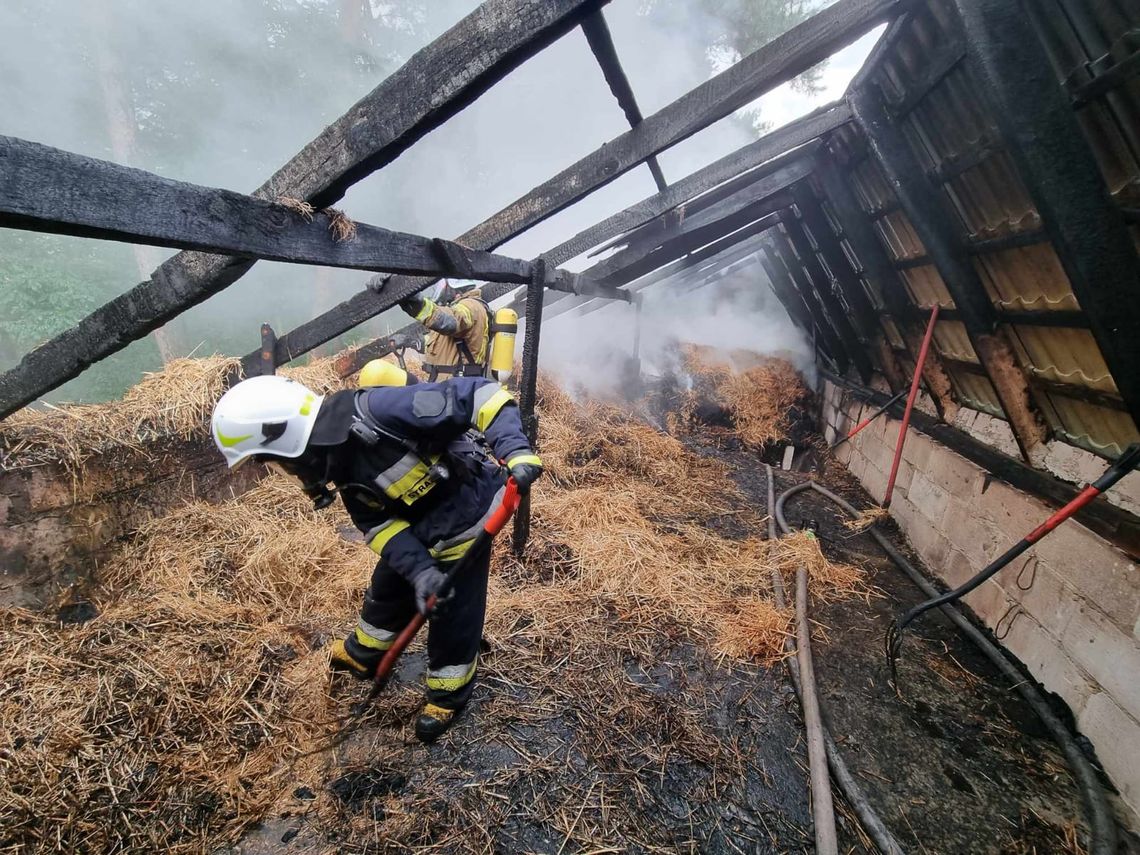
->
[831,389,907,450]
[883,304,940,506]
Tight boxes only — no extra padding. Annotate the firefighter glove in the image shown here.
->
[413,565,452,616]
[399,295,434,322]
[507,453,544,494]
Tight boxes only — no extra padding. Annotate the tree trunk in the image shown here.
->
[88,0,179,362]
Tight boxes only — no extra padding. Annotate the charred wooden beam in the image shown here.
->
[600,202,785,288]
[260,103,854,371]
[0,136,536,282]
[782,211,874,381]
[551,220,780,322]
[545,271,633,302]
[884,38,966,117]
[0,0,607,418]
[851,83,1049,461]
[814,147,957,417]
[596,149,814,257]
[767,230,850,372]
[457,0,901,252]
[586,160,810,283]
[580,11,667,191]
[1071,44,1140,107]
[951,0,1140,433]
[1030,376,1130,414]
[904,306,1089,330]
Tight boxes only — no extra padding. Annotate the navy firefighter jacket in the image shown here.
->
[313,377,532,584]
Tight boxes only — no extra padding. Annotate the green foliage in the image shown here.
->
[642,0,826,113]
[0,232,162,402]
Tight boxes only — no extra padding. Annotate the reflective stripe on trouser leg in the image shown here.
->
[355,619,397,651]
[361,565,416,643]
[425,657,478,692]
[425,539,492,708]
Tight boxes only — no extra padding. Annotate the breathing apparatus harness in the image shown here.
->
[297,390,495,514]
[425,297,518,382]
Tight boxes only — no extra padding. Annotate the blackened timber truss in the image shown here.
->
[2,0,1139,548]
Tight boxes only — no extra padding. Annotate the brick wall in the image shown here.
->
[820,380,1140,828]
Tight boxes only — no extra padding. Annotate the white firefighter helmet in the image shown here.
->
[211,375,324,469]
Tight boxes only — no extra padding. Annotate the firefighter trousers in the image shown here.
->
[361,540,491,709]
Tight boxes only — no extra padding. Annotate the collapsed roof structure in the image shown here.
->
[1,0,1137,555]
[3,1,1140,849]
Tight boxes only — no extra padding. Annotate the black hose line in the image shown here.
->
[792,478,1117,855]
[766,467,906,855]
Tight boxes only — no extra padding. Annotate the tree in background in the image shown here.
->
[0,0,824,402]
[641,0,826,130]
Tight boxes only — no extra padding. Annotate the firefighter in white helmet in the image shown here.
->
[211,374,542,742]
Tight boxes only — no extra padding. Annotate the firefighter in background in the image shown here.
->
[400,281,517,382]
[210,374,543,742]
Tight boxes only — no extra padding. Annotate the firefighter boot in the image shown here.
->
[414,676,476,743]
[329,630,385,680]
[414,700,463,743]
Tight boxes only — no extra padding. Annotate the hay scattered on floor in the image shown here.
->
[0,476,369,854]
[0,363,864,853]
[0,355,346,473]
[772,530,870,603]
[843,506,890,533]
[672,344,809,449]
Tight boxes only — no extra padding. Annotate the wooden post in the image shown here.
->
[850,83,1048,461]
[259,324,277,377]
[513,258,547,556]
[950,0,1140,431]
[813,149,958,417]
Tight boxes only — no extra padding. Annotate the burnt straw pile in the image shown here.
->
[0,351,876,853]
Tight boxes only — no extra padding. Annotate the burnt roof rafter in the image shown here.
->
[580,11,668,191]
[0,0,611,419]
[330,103,850,380]
[0,136,537,284]
[258,0,902,375]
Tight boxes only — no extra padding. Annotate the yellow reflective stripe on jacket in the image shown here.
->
[375,452,442,505]
[430,538,475,562]
[453,302,474,329]
[473,385,514,432]
[425,657,478,692]
[415,298,435,322]
[506,452,542,469]
[367,518,410,555]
